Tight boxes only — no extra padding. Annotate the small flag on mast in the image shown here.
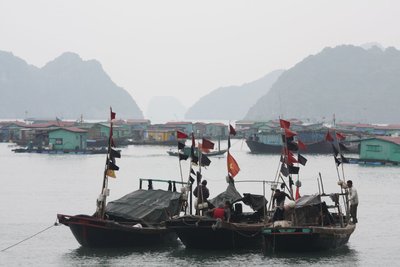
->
[279,119,290,129]
[227,152,240,178]
[177,131,188,139]
[202,138,215,150]
[229,124,236,136]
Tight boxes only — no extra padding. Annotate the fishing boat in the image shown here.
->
[260,119,356,253]
[261,194,355,253]
[166,126,274,249]
[166,182,271,249]
[57,109,185,248]
[246,123,359,154]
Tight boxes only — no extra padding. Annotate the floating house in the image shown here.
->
[359,136,400,163]
[48,127,88,150]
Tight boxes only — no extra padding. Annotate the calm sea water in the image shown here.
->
[1,140,400,266]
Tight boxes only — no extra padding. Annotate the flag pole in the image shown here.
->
[96,107,113,219]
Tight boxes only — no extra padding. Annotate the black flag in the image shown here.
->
[179,153,189,161]
[191,155,199,165]
[288,165,300,174]
[298,154,307,166]
[178,141,185,150]
[280,164,289,177]
[200,154,211,167]
[108,161,119,170]
[190,168,196,175]
[110,148,121,158]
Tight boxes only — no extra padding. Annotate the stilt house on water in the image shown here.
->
[359,136,400,164]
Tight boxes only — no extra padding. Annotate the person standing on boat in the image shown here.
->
[272,189,292,221]
[339,180,358,224]
[193,180,210,215]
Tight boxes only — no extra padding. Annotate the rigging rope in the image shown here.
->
[1,221,59,252]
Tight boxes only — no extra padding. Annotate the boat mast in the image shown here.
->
[96,107,115,219]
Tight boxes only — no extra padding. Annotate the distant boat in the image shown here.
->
[12,147,109,154]
[167,146,227,157]
[246,127,359,154]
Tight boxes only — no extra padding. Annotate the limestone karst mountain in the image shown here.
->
[0,51,143,119]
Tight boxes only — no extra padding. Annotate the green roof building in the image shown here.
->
[48,127,88,150]
[359,136,400,163]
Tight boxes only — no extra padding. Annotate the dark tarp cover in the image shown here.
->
[105,189,181,223]
[209,183,242,208]
[240,193,268,211]
[209,183,268,212]
[293,195,333,226]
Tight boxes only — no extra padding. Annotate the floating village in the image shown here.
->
[2,117,400,165]
[2,110,398,254]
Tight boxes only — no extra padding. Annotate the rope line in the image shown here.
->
[1,222,58,252]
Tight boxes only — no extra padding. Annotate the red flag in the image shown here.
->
[336,132,346,141]
[298,140,307,150]
[198,143,210,153]
[227,152,240,178]
[177,131,188,139]
[202,138,215,150]
[325,131,334,142]
[287,152,298,165]
[229,124,236,136]
[284,128,297,138]
[280,119,290,129]
[295,186,301,200]
[111,111,116,120]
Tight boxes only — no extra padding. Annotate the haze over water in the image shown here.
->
[1,141,400,266]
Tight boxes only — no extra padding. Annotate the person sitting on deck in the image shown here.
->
[272,189,292,222]
[208,201,231,222]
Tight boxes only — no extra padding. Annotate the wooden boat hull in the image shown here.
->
[262,224,356,253]
[57,214,178,248]
[167,149,227,157]
[166,216,263,249]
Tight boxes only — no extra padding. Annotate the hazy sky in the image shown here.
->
[1,0,399,114]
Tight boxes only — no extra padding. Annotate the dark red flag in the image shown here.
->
[298,140,307,150]
[284,128,297,138]
[336,132,346,141]
[111,111,116,120]
[287,153,298,165]
[229,124,236,136]
[202,138,215,150]
[280,119,290,129]
[325,131,334,142]
[177,131,188,139]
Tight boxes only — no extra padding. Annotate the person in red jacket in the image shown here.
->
[211,201,231,221]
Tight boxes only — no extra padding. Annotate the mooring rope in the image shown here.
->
[1,221,59,252]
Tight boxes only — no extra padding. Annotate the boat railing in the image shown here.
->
[139,178,187,190]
